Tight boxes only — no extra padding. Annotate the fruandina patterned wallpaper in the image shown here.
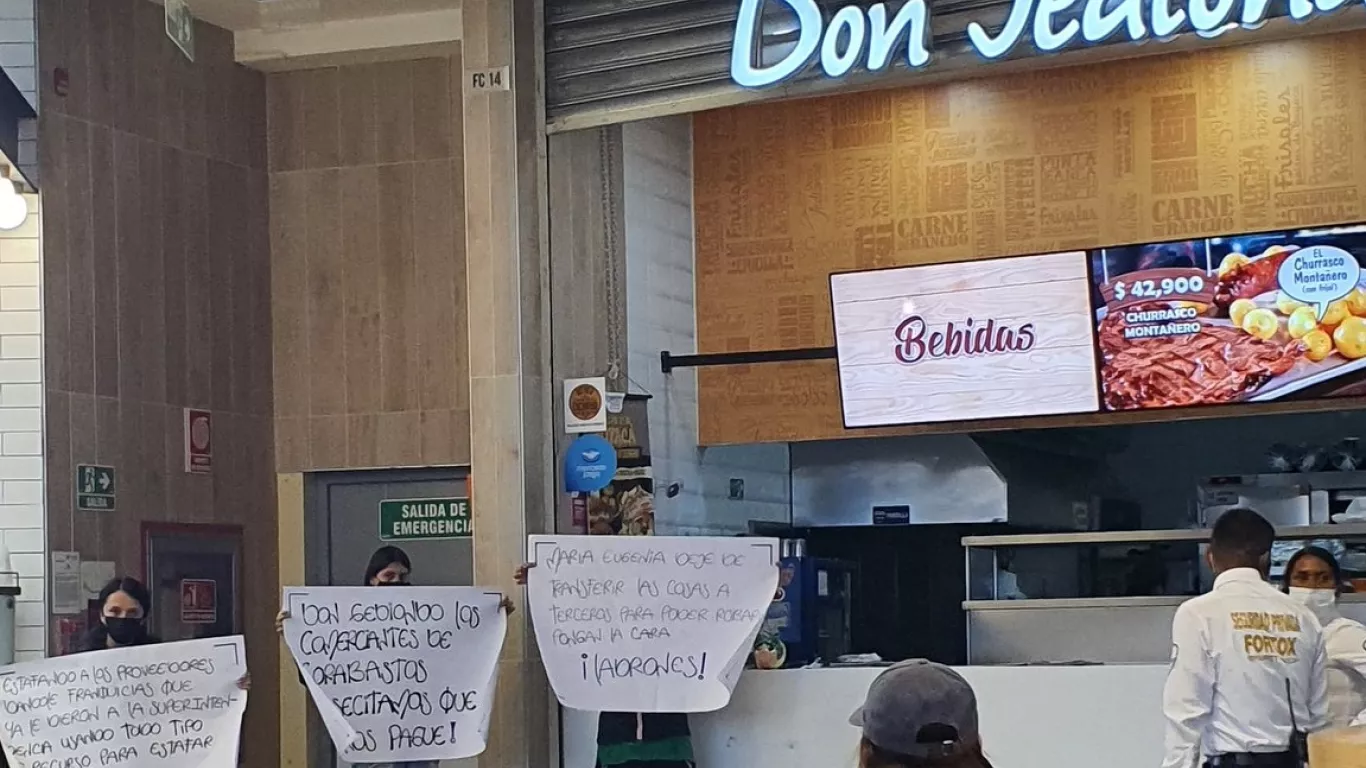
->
[693,32,1366,444]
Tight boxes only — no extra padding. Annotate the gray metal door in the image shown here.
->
[303,468,476,768]
[309,470,474,588]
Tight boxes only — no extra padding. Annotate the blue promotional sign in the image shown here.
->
[564,435,617,493]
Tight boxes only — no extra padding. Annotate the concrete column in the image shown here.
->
[460,0,555,766]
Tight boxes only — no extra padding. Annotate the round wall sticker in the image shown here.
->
[564,435,617,493]
[567,384,603,422]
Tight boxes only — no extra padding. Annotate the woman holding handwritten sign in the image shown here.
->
[515,562,695,768]
[76,577,162,652]
[77,576,251,690]
[278,546,513,768]
[280,548,429,768]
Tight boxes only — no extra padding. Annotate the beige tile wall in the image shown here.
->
[268,56,469,473]
[462,0,556,765]
[36,0,278,762]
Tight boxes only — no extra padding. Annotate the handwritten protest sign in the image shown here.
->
[527,535,779,712]
[0,636,247,768]
[281,587,506,762]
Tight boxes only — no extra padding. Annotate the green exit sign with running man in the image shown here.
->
[379,498,472,541]
[76,464,116,512]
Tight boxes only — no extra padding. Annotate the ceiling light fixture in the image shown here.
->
[0,180,29,231]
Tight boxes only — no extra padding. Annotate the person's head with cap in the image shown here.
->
[850,660,993,768]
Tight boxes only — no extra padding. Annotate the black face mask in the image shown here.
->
[104,617,146,645]
[376,581,409,587]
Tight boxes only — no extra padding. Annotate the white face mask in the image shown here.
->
[1289,586,1339,620]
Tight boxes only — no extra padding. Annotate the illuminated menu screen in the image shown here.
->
[1091,223,1366,411]
[829,251,1101,428]
[830,222,1366,428]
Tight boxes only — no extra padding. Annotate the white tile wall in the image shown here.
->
[623,118,791,536]
[0,0,32,104]
[16,575,38,599]
[3,479,41,503]
[2,236,37,263]
[0,261,38,285]
[2,430,38,454]
[1,381,40,404]
[0,455,40,478]
[0,191,41,657]
[2,523,37,550]
[1,334,38,358]
[0,285,39,311]
[18,118,33,185]
[0,358,39,382]
[0,0,34,181]
[0,405,39,431]
[8,550,39,574]
[0,310,39,334]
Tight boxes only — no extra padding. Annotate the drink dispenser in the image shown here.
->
[0,541,19,665]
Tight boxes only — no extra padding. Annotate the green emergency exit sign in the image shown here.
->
[379,498,472,541]
[76,464,116,512]
[164,0,195,62]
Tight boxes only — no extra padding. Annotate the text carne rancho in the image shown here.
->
[730,0,1355,88]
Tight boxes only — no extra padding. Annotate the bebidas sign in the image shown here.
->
[730,0,1353,88]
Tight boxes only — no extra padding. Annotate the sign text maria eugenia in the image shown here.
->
[730,0,1354,88]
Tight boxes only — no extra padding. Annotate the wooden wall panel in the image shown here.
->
[693,32,1366,445]
[268,55,470,472]
[38,0,278,761]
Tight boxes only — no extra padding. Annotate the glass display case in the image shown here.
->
[961,523,1366,664]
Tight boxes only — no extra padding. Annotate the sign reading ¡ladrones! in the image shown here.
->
[0,637,248,768]
[730,0,1353,89]
[527,535,780,713]
[281,587,506,763]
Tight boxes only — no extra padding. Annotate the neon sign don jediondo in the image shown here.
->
[730,0,1355,89]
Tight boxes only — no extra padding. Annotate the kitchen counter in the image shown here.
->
[561,664,1167,768]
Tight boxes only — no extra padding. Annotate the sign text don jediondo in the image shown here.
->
[730,0,1355,88]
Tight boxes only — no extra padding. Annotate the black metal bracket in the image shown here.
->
[660,346,837,373]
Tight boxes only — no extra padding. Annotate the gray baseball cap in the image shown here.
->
[848,659,980,757]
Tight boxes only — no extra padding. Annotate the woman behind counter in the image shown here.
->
[1285,546,1366,728]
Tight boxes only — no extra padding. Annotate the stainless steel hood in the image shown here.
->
[791,435,1007,527]
[790,433,1102,528]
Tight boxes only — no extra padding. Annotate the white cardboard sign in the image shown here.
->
[0,637,248,768]
[281,587,506,762]
[527,535,779,713]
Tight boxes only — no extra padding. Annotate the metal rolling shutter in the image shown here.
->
[543,0,1062,131]
[544,0,1353,132]
[544,0,748,130]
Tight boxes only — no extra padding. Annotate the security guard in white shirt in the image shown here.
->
[1162,508,1329,768]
